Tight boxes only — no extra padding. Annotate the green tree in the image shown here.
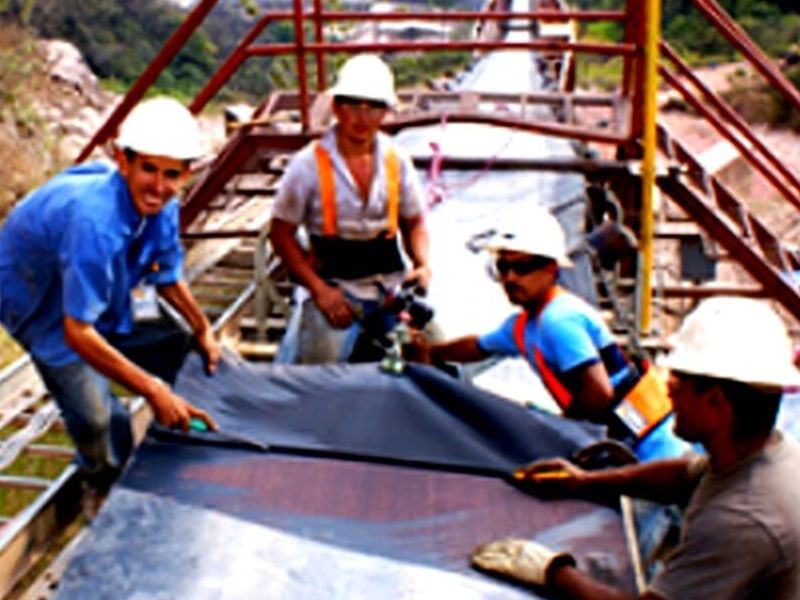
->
[2,0,274,102]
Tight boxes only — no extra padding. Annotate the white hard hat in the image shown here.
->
[661,296,800,388]
[485,205,573,267]
[116,96,204,161]
[329,54,397,107]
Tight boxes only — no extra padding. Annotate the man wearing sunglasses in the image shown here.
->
[409,205,686,463]
[270,54,430,363]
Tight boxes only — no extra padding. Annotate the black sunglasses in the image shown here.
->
[495,256,554,276]
[334,96,388,111]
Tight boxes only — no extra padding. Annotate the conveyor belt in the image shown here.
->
[55,438,635,599]
[49,354,637,599]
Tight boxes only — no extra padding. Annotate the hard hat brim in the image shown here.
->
[660,352,800,389]
[484,243,573,268]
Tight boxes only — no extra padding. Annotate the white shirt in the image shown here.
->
[271,127,425,299]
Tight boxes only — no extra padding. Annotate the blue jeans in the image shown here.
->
[633,415,693,462]
[34,359,133,491]
[33,317,192,490]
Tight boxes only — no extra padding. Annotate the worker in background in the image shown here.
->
[269,54,431,364]
[406,204,686,463]
[472,296,800,599]
[0,96,218,498]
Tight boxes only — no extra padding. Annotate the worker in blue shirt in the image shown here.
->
[406,204,688,463]
[0,97,218,494]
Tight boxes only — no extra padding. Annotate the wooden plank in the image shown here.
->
[235,341,279,361]
[24,445,75,460]
[0,476,51,491]
[17,529,88,600]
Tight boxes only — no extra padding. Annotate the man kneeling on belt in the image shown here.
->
[406,204,686,463]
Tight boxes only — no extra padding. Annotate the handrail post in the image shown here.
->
[293,0,310,133]
[637,0,661,335]
[254,223,271,342]
[189,12,284,115]
[313,0,327,92]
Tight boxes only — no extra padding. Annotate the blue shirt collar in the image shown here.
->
[111,170,146,238]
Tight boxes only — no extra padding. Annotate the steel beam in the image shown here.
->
[75,0,220,162]
[658,174,800,323]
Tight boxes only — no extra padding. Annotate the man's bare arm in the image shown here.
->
[399,213,431,290]
[517,456,698,506]
[269,218,327,296]
[429,335,491,364]
[269,217,353,328]
[560,362,617,421]
[158,280,220,373]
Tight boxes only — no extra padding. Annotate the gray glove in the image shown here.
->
[471,538,576,587]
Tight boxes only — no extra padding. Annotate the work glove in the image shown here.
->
[471,538,576,587]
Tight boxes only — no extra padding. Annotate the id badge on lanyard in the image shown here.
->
[129,218,160,322]
[131,284,160,321]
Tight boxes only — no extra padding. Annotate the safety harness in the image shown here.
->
[310,143,404,280]
[512,287,671,441]
[314,142,400,238]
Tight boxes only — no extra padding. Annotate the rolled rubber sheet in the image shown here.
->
[171,352,605,474]
[53,361,800,598]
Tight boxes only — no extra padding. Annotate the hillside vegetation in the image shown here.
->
[4,1,798,110]
[0,23,62,220]
[0,0,473,103]
[0,24,45,367]
[1,0,271,101]
[575,0,800,130]
[577,0,800,62]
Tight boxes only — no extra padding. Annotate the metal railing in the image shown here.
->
[76,0,640,165]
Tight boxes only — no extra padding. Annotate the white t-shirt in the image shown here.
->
[271,127,425,299]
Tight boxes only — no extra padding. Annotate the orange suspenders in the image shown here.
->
[314,142,400,238]
[384,149,400,238]
[512,289,671,439]
[512,287,572,411]
[315,143,337,237]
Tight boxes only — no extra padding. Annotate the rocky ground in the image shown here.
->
[656,62,800,240]
[31,39,225,165]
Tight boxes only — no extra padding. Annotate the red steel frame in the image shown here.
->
[74,0,800,276]
[76,1,634,162]
[75,0,219,163]
[76,0,800,172]
[659,43,800,208]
